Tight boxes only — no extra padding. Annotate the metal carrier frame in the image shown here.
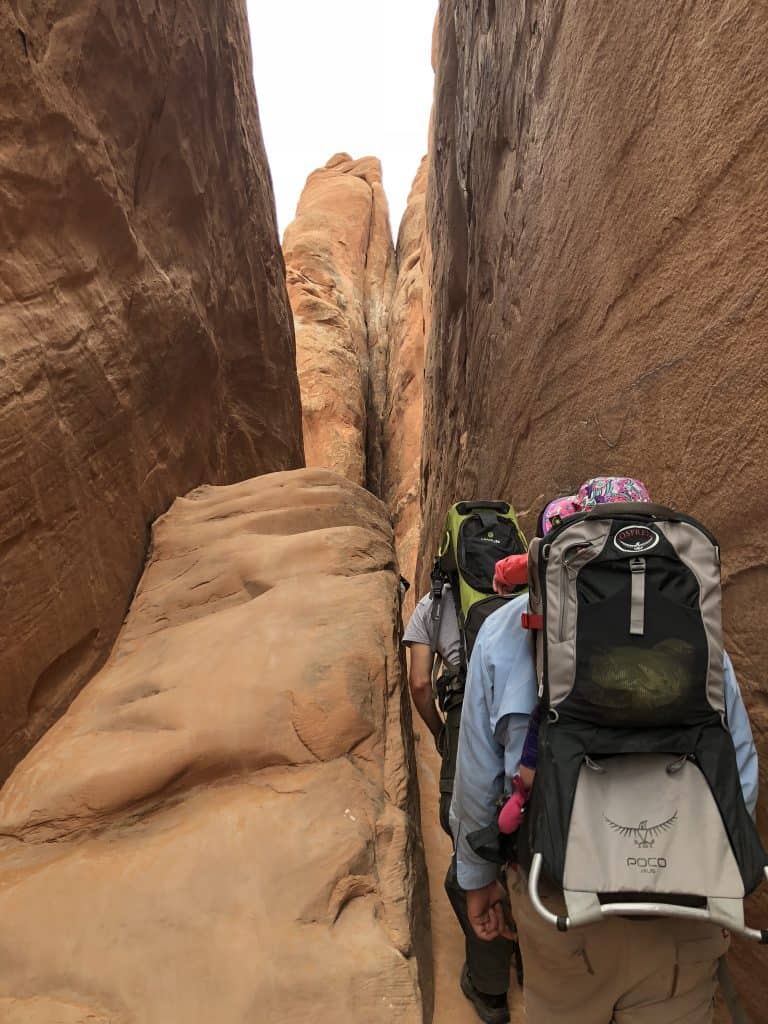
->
[528,853,768,943]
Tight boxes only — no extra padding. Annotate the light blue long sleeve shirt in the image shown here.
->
[451,593,760,890]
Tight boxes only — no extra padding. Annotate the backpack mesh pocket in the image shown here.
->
[570,557,709,727]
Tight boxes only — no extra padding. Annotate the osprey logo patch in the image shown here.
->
[614,525,660,554]
[604,811,678,849]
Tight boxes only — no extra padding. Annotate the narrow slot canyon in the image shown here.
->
[0,2,766,1023]
[282,149,500,1022]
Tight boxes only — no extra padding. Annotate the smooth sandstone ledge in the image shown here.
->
[0,468,428,1024]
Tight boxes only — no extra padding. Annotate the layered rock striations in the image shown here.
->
[0,469,429,1024]
[421,1,768,1013]
[383,158,429,612]
[283,155,396,493]
[0,1,303,781]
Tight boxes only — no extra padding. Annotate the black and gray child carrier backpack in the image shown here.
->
[518,502,768,941]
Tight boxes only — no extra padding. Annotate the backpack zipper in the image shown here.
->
[558,562,570,640]
[558,543,594,640]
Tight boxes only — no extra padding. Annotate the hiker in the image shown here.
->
[452,477,762,1023]
[404,501,528,1024]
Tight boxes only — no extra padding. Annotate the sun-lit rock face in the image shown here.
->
[0,468,429,1024]
[0,0,304,782]
[283,154,396,494]
[383,158,429,615]
[421,2,768,1015]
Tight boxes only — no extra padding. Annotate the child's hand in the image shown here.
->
[498,791,525,833]
[498,774,531,834]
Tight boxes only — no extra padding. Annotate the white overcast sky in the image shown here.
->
[246,0,436,239]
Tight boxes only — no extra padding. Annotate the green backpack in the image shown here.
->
[430,500,528,837]
[431,500,528,674]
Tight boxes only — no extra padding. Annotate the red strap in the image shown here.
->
[521,612,544,631]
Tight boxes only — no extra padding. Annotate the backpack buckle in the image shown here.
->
[521,613,544,630]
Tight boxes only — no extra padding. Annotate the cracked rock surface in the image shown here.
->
[0,0,303,783]
[383,156,429,617]
[0,468,429,1024]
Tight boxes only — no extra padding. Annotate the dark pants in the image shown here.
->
[439,704,513,997]
[444,855,515,995]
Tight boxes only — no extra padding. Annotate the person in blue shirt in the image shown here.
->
[451,480,759,1023]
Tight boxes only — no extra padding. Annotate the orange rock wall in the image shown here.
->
[421,2,768,1012]
[0,469,430,1024]
[0,0,303,781]
[284,155,396,493]
[383,158,429,614]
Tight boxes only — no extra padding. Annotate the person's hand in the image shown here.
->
[467,880,516,942]
[493,577,513,596]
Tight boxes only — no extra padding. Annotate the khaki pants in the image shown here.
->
[508,868,729,1023]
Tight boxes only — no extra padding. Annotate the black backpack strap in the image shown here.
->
[477,510,499,531]
[429,559,469,704]
[435,664,464,713]
[429,562,452,700]
[429,559,446,647]
[447,579,468,685]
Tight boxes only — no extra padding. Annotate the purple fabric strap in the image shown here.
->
[520,704,542,769]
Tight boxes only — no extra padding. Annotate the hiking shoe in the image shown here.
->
[460,964,510,1024]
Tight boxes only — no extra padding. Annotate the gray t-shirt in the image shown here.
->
[403,586,461,667]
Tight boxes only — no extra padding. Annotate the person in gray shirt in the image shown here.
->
[404,585,515,1024]
[403,586,460,752]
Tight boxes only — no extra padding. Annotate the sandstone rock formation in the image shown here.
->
[0,1,304,782]
[383,158,429,616]
[421,1,768,1014]
[284,155,396,493]
[0,469,429,1024]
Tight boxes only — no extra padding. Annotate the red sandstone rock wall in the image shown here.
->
[283,155,396,493]
[383,158,429,615]
[421,1,767,1013]
[0,469,430,1024]
[0,1,303,781]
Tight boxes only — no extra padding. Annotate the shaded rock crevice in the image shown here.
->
[382,158,430,611]
[284,154,430,608]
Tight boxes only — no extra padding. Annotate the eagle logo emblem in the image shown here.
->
[604,811,678,849]
[614,525,660,553]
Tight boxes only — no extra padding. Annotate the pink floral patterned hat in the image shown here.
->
[539,496,581,535]
[577,476,651,509]
[540,476,651,535]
